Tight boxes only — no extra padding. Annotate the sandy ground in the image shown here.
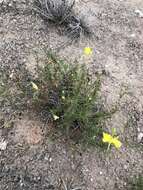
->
[0,0,143,189]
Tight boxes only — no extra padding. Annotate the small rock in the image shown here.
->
[20,182,24,187]
[124,165,128,170]
[137,132,143,143]
[99,171,103,175]
[9,72,14,79]
[44,156,49,161]
[130,34,136,38]
[124,182,127,186]
[90,178,93,182]
[71,163,75,170]
[135,10,143,18]
[49,157,52,162]
[0,139,7,150]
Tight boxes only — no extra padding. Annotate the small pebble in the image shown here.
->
[124,165,128,170]
[130,34,136,38]
[0,139,7,150]
[137,132,143,143]
[44,156,49,161]
[135,10,143,18]
[124,182,127,186]
[90,178,93,182]
[99,171,103,175]
[49,157,52,162]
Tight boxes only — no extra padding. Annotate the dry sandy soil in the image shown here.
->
[0,0,143,189]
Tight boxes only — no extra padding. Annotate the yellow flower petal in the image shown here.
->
[53,114,59,121]
[102,132,122,149]
[112,137,122,148]
[102,132,113,143]
[84,47,93,55]
[31,82,39,91]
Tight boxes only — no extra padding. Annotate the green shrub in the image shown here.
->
[28,53,114,147]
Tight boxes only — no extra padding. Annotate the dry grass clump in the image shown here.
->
[34,0,91,39]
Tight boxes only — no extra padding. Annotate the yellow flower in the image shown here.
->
[84,47,93,55]
[102,133,113,143]
[31,82,39,91]
[53,114,60,121]
[102,132,122,149]
[111,137,122,148]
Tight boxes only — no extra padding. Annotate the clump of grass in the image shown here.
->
[128,175,143,190]
[34,0,91,39]
[25,53,114,147]
[34,0,75,24]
